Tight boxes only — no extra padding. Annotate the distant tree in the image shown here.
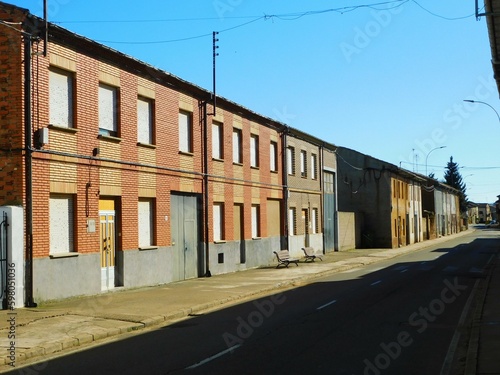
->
[428,172,436,179]
[443,156,467,213]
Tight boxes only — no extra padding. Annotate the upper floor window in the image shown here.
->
[233,128,242,164]
[137,97,154,145]
[270,141,278,172]
[287,146,295,175]
[49,68,74,128]
[99,83,119,137]
[300,150,307,178]
[179,111,193,153]
[250,134,259,168]
[212,121,223,159]
[311,153,318,180]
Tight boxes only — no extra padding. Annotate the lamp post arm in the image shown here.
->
[464,100,500,123]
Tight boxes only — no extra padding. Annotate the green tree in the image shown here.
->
[443,156,467,213]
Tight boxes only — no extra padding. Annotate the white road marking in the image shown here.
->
[370,280,382,286]
[469,267,484,274]
[186,344,241,369]
[317,299,337,310]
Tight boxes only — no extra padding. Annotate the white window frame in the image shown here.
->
[50,194,74,254]
[138,199,154,247]
[137,97,154,144]
[99,83,118,137]
[49,68,73,128]
[213,203,224,241]
[212,122,223,159]
[251,205,260,238]
[233,128,242,164]
[250,134,259,168]
[179,111,193,153]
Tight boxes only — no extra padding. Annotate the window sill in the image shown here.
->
[271,170,278,174]
[233,162,243,166]
[212,157,224,162]
[179,151,194,157]
[98,134,122,143]
[137,142,156,149]
[49,252,79,259]
[252,237,261,240]
[48,124,78,134]
[139,246,158,251]
[214,240,226,244]
[250,166,259,170]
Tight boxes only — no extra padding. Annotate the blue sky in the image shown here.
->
[7,0,500,203]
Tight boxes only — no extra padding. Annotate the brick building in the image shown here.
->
[0,2,292,303]
[284,128,337,257]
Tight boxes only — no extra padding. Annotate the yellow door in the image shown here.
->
[99,199,115,291]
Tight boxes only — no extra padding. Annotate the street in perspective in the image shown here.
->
[0,227,498,374]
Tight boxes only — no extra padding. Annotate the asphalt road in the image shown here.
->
[9,229,498,375]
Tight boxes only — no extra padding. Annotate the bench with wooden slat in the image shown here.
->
[302,247,324,262]
[273,250,299,268]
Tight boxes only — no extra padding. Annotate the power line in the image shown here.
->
[50,0,474,46]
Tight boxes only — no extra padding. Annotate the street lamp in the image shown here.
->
[463,99,500,123]
[425,146,446,176]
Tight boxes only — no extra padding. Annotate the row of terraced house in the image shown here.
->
[0,2,463,306]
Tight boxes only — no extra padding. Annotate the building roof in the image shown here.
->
[485,0,500,95]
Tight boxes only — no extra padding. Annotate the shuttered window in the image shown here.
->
[233,128,242,164]
[287,147,295,175]
[289,208,296,236]
[179,111,192,153]
[300,150,307,178]
[212,122,223,159]
[137,97,153,144]
[311,154,317,180]
[213,203,224,241]
[270,141,277,172]
[49,68,73,128]
[311,208,318,234]
[250,134,259,168]
[251,205,260,238]
[138,199,154,247]
[50,194,74,254]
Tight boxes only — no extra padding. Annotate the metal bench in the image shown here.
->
[273,250,299,268]
[302,247,324,262]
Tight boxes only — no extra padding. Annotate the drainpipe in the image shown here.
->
[24,33,36,307]
[319,145,325,253]
[282,127,289,250]
[202,101,210,277]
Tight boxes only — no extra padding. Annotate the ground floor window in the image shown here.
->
[49,194,75,254]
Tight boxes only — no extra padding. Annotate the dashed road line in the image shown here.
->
[317,300,337,310]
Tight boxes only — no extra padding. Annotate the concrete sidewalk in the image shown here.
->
[0,229,494,373]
